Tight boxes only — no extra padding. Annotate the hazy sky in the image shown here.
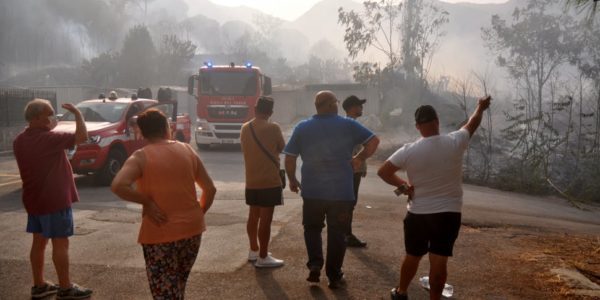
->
[185,0,510,21]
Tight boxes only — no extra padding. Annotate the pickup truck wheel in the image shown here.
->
[176,131,185,142]
[95,149,126,186]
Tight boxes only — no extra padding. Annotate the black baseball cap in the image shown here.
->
[342,95,366,111]
[256,96,274,113]
[414,105,438,124]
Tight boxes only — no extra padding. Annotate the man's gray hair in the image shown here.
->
[24,99,52,122]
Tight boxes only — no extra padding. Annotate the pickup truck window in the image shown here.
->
[150,103,174,120]
[200,71,257,96]
[62,102,129,123]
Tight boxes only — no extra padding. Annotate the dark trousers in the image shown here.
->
[348,173,363,236]
[302,198,353,281]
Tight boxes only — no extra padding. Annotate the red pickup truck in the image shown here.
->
[55,96,191,185]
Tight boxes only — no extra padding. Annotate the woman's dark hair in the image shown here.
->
[137,109,168,139]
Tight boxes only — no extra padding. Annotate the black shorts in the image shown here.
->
[403,212,461,257]
[245,187,283,207]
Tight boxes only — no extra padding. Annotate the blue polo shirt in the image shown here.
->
[283,113,375,201]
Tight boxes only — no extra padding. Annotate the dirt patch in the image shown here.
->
[520,233,600,298]
[459,226,600,299]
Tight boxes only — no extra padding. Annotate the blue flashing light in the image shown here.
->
[204,61,213,68]
[245,62,252,68]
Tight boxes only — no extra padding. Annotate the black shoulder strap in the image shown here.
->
[249,122,279,168]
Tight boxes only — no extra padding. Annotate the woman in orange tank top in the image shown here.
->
[112,109,216,299]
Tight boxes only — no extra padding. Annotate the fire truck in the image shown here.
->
[55,93,191,185]
[187,62,272,149]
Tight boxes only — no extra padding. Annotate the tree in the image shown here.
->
[483,0,579,119]
[577,20,600,154]
[400,0,448,83]
[181,15,222,54]
[118,25,157,88]
[338,0,403,69]
[483,0,581,191]
[566,0,599,19]
[82,52,119,87]
[157,35,197,84]
[450,75,475,179]
[252,14,284,60]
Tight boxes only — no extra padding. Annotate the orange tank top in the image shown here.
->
[136,141,205,244]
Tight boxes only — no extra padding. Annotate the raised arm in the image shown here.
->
[462,95,492,137]
[62,103,88,144]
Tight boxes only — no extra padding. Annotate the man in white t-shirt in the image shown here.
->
[378,96,491,300]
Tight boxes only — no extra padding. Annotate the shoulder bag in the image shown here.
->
[248,122,286,189]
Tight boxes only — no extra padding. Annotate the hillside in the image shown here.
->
[184,0,523,77]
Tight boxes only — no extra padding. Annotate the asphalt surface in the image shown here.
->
[1,146,599,299]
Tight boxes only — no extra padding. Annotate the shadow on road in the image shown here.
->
[350,248,397,285]
[254,267,289,300]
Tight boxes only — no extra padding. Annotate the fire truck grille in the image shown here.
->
[214,132,240,139]
[214,124,242,130]
[207,107,248,119]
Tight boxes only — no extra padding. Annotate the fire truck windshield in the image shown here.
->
[200,71,257,96]
[61,102,129,123]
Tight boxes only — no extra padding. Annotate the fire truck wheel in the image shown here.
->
[197,143,210,150]
[95,148,126,186]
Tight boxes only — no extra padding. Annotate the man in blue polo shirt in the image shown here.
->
[284,90,380,288]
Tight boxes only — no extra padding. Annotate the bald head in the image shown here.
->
[24,99,53,122]
[314,90,338,115]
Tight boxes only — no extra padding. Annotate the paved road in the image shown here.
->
[1,147,598,299]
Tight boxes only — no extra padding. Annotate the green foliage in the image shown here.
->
[567,157,600,201]
[401,0,448,81]
[118,25,157,88]
[338,0,403,67]
[566,0,599,19]
[338,0,448,109]
[482,0,579,91]
[493,158,551,194]
[157,35,197,84]
[474,0,600,203]
[82,52,119,87]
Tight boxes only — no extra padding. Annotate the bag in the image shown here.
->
[249,122,286,188]
[279,169,287,189]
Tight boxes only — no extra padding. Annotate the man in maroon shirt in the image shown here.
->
[13,99,93,299]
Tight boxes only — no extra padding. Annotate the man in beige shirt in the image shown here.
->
[240,97,286,268]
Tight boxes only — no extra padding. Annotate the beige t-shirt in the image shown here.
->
[240,118,285,189]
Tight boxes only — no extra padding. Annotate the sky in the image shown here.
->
[185,0,510,21]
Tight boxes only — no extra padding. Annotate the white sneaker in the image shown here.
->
[254,255,284,268]
[248,250,271,262]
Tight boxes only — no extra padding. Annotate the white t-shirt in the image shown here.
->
[388,129,470,214]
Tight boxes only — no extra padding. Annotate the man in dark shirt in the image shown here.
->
[13,99,93,299]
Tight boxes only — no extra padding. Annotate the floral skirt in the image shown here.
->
[142,234,202,300]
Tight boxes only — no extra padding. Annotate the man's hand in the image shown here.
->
[289,178,301,193]
[395,184,415,200]
[478,95,492,111]
[61,103,80,114]
[406,185,414,200]
[351,156,364,172]
[142,199,168,226]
